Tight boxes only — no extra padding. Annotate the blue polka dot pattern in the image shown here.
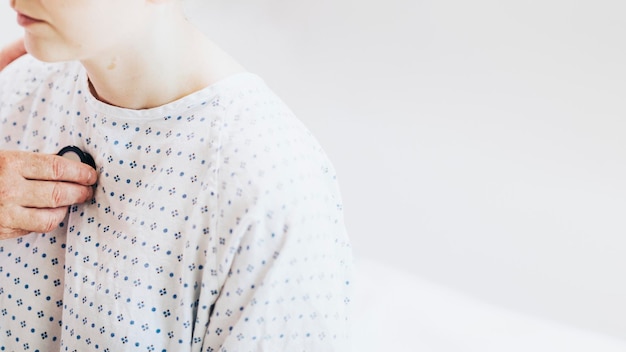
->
[0,56,352,351]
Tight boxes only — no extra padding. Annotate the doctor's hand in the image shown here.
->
[0,38,26,71]
[0,151,97,240]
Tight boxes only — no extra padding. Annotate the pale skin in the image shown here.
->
[1,0,244,239]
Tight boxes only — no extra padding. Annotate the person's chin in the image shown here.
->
[24,36,77,63]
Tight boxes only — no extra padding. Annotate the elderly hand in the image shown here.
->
[0,39,97,239]
[0,150,97,240]
[0,38,26,71]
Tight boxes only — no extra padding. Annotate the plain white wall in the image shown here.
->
[2,0,626,342]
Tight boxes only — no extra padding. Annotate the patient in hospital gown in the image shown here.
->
[0,1,352,351]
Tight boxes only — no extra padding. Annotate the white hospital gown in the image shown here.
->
[0,55,352,351]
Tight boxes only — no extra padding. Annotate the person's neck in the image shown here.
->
[82,16,245,110]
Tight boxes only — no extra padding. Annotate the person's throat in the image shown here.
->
[81,28,245,111]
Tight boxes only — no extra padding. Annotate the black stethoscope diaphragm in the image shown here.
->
[57,145,96,170]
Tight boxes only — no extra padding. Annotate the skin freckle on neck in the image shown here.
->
[107,57,116,70]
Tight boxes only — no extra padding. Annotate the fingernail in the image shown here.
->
[89,170,98,186]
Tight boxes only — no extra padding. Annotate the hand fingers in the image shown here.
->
[16,152,97,186]
[17,179,94,209]
[0,229,29,241]
[0,38,26,71]
[2,206,69,236]
[0,150,96,240]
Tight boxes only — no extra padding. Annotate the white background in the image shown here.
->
[2,0,626,342]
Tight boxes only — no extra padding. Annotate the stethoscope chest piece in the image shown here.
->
[57,146,96,170]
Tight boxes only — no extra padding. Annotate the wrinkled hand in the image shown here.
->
[0,151,97,240]
[0,38,26,71]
